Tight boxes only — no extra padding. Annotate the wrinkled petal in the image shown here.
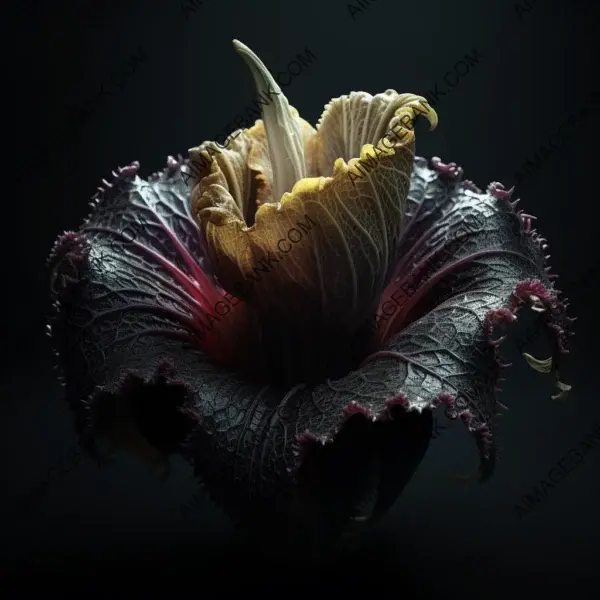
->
[307,90,437,176]
[48,154,572,548]
[191,97,437,335]
[187,131,257,224]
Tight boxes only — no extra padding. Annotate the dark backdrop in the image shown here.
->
[2,0,599,595]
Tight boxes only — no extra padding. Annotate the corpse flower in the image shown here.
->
[47,40,573,555]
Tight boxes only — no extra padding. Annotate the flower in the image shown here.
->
[190,41,436,348]
[47,40,573,556]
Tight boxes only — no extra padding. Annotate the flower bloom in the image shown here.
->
[47,40,573,555]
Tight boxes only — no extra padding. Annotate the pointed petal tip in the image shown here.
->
[522,352,553,373]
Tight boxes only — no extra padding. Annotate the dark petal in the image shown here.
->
[47,155,572,554]
[47,156,224,458]
[370,156,573,476]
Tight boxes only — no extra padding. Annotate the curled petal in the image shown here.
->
[48,153,571,553]
[192,96,437,335]
[307,90,438,175]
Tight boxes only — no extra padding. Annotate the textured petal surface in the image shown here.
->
[307,90,437,176]
[47,154,572,552]
[191,97,437,336]
[186,131,256,223]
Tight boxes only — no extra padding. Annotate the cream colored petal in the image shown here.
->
[307,90,438,177]
[189,116,317,227]
[233,40,309,201]
[246,117,317,208]
[188,129,256,224]
[192,100,437,332]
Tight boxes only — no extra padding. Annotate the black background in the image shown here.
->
[2,0,599,594]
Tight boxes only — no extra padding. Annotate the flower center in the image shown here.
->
[233,40,308,201]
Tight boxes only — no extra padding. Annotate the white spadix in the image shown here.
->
[232,39,308,202]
